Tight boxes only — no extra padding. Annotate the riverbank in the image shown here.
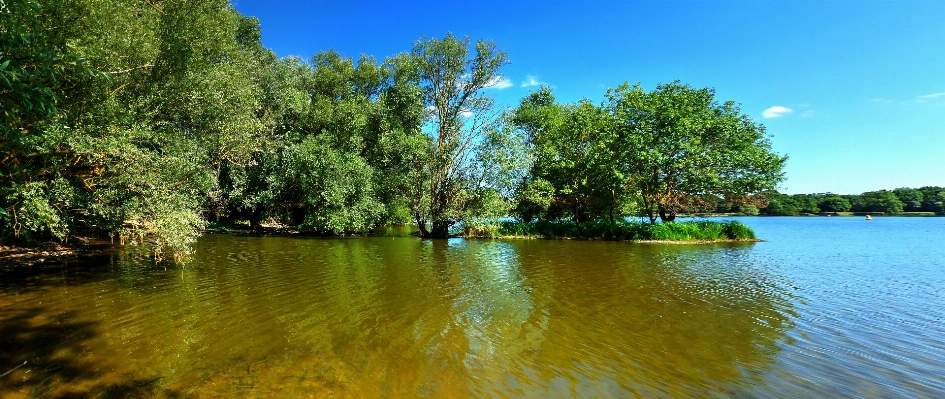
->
[0,241,78,264]
[466,220,758,243]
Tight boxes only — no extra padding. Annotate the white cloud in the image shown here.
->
[762,106,793,118]
[917,92,945,99]
[424,105,437,119]
[521,75,543,87]
[485,76,513,89]
[459,109,473,119]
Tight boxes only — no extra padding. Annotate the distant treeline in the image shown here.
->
[707,187,945,216]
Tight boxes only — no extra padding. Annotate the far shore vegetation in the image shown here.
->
[2,0,937,263]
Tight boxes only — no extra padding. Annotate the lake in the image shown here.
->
[1,217,943,397]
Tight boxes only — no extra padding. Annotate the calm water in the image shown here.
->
[1,217,943,398]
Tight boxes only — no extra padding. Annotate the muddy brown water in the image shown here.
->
[1,217,943,397]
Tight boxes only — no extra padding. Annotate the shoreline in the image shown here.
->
[464,234,763,244]
[0,242,79,265]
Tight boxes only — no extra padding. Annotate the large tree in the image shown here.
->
[0,0,272,261]
[511,88,630,223]
[607,81,787,222]
[410,33,509,238]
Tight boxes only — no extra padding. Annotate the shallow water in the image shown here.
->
[1,217,943,397]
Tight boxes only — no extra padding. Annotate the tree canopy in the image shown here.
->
[2,2,799,261]
[506,83,787,224]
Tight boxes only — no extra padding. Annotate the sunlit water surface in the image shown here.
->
[1,217,943,398]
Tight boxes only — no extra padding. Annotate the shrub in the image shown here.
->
[492,219,756,241]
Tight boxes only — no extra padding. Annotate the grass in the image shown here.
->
[482,219,756,241]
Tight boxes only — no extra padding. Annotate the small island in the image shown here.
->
[464,220,758,243]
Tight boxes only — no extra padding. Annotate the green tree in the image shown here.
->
[893,187,923,212]
[817,195,851,212]
[918,186,944,213]
[410,33,509,238]
[510,87,638,223]
[791,194,820,214]
[607,81,787,222]
[1,0,272,261]
[759,192,797,216]
[221,51,427,233]
[859,190,905,214]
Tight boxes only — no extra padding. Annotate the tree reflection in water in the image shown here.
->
[0,235,795,397]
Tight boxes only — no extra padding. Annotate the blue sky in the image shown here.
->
[232,0,945,195]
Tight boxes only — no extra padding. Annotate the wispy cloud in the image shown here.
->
[485,76,513,89]
[521,75,543,88]
[762,106,793,118]
[426,105,473,119]
[917,92,945,99]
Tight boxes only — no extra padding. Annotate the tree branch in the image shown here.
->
[107,63,154,75]
[145,0,166,15]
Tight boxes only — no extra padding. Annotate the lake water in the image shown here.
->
[1,217,943,398]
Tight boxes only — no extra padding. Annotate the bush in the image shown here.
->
[491,219,756,241]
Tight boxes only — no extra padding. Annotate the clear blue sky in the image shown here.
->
[232,0,945,195]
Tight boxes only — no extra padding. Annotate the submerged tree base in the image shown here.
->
[466,220,758,242]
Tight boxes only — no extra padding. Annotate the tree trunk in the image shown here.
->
[609,189,615,224]
[250,206,263,231]
[416,216,430,237]
[429,221,451,238]
[658,204,676,222]
[644,198,657,223]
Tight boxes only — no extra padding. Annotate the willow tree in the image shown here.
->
[607,81,787,222]
[411,33,508,238]
[0,0,271,261]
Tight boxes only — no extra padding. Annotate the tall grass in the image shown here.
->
[490,219,755,241]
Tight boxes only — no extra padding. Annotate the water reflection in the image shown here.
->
[1,235,795,397]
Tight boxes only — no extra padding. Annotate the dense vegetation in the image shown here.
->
[483,220,756,241]
[755,187,945,216]
[2,0,785,260]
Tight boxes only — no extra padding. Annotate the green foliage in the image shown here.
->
[606,81,787,222]
[790,194,821,214]
[459,188,510,237]
[0,0,271,260]
[856,190,905,214]
[758,188,944,215]
[893,188,923,212]
[736,204,760,216]
[818,195,851,212]
[510,88,635,224]
[6,2,805,259]
[492,219,755,241]
[280,136,382,233]
[513,178,555,222]
[918,187,945,213]
[410,33,510,238]
[509,82,784,225]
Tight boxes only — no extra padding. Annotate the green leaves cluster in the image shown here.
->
[759,187,945,215]
[1,0,275,260]
[507,82,786,224]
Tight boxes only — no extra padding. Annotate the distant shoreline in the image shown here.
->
[678,212,942,217]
